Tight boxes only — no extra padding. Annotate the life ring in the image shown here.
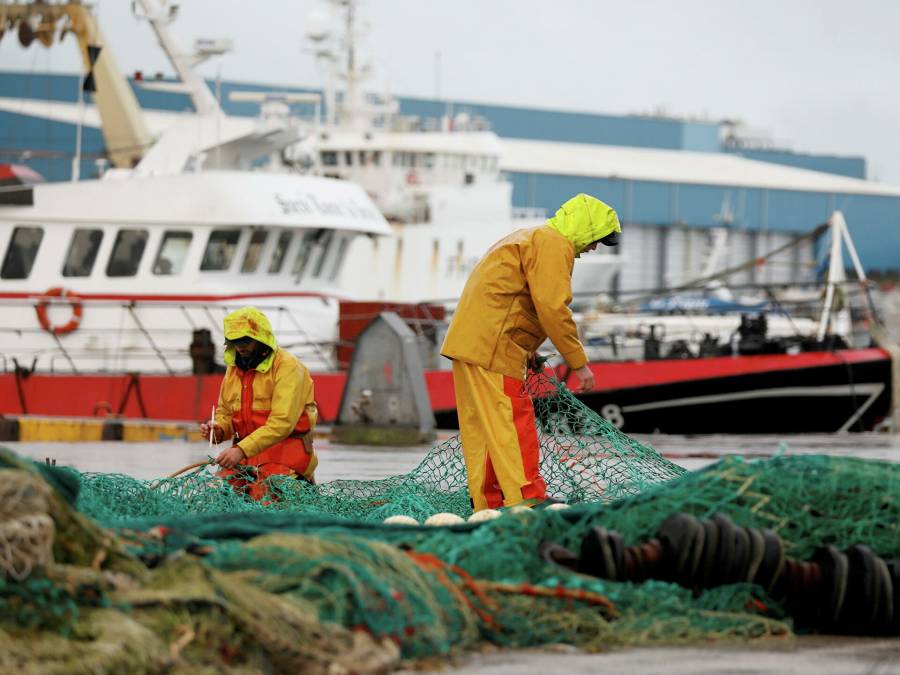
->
[35,287,83,336]
[406,170,419,185]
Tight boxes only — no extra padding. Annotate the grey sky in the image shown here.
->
[3,0,900,183]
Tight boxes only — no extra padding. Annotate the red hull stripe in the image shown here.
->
[565,348,890,393]
[0,348,889,421]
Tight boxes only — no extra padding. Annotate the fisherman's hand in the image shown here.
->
[216,445,245,470]
[200,422,225,444]
[572,365,595,392]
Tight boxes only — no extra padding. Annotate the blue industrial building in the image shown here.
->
[1,70,898,275]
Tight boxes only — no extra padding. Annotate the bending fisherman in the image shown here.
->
[441,193,621,511]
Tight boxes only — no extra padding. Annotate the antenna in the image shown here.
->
[131,0,227,117]
[305,3,337,127]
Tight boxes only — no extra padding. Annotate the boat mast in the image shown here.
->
[307,0,395,131]
[131,0,226,118]
[341,0,364,130]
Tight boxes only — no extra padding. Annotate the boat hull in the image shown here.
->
[0,348,891,435]
[433,348,894,434]
[575,353,891,434]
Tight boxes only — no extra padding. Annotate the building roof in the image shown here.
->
[499,138,900,197]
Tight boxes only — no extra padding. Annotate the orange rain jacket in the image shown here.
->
[441,194,621,381]
[214,307,318,478]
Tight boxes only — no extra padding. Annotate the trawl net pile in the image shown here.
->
[1,368,898,673]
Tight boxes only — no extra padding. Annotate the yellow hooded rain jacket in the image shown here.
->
[441,194,621,380]
[214,307,318,478]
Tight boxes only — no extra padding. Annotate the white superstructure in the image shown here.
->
[0,1,390,374]
[0,170,390,374]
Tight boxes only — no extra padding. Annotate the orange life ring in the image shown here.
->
[35,287,83,336]
[406,170,419,185]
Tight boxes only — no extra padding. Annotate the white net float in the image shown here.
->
[467,509,502,523]
[383,515,419,526]
[424,512,465,526]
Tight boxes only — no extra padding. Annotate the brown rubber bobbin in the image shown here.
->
[752,530,785,595]
[577,526,625,581]
[744,528,766,583]
[842,544,881,632]
[710,513,737,587]
[656,513,704,585]
[728,525,752,585]
[697,518,720,585]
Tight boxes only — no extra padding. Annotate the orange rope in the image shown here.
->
[167,460,212,479]
[406,551,499,627]
[473,581,619,618]
[405,551,619,622]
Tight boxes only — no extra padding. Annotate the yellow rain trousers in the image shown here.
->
[441,193,621,510]
[452,360,546,510]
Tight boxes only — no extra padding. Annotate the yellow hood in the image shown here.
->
[546,193,621,255]
[223,306,278,372]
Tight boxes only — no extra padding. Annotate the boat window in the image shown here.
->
[291,230,319,281]
[358,151,367,166]
[1,226,43,279]
[312,230,334,277]
[329,236,350,281]
[268,231,293,273]
[62,228,103,277]
[200,229,240,271]
[321,151,338,166]
[344,151,353,166]
[424,153,435,169]
[241,229,269,273]
[392,152,400,167]
[153,231,192,275]
[372,150,381,166]
[106,229,148,277]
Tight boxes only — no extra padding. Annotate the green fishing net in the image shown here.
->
[1,367,897,673]
[77,367,685,526]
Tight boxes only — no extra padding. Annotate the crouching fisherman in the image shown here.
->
[200,306,318,499]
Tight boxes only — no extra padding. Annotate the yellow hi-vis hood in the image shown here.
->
[546,193,621,255]
[223,306,278,373]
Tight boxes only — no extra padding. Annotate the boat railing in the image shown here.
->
[0,296,341,374]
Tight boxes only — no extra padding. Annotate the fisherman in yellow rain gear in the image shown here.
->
[441,194,621,511]
[200,307,318,500]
